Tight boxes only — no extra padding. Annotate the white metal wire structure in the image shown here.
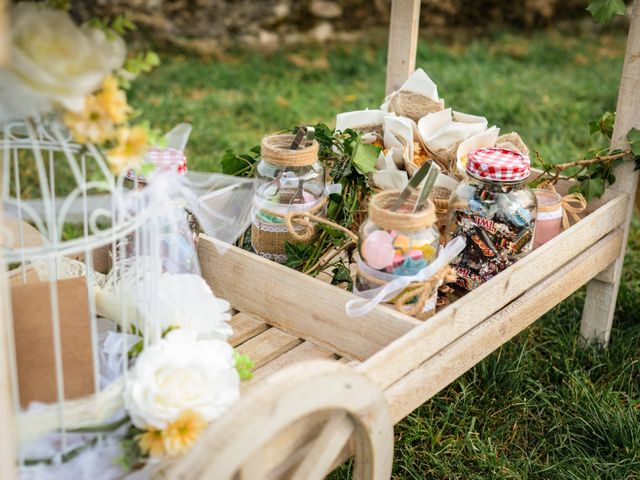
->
[0,116,186,470]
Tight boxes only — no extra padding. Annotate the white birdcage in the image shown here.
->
[0,116,254,476]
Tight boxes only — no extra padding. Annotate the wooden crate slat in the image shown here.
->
[248,341,337,386]
[236,328,302,370]
[359,194,628,390]
[229,312,269,348]
[199,237,420,362]
[383,229,624,423]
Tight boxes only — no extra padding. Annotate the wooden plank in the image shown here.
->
[229,312,269,348]
[236,328,301,370]
[581,0,640,347]
[358,194,628,390]
[383,229,624,423]
[385,0,421,95]
[198,236,420,362]
[249,341,336,386]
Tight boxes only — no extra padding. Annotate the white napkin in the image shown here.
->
[372,150,408,190]
[418,108,488,152]
[383,115,414,167]
[455,125,501,175]
[336,109,386,132]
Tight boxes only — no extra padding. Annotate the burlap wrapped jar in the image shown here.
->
[251,133,326,263]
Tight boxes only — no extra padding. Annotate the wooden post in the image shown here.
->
[385,0,421,95]
[580,0,640,347]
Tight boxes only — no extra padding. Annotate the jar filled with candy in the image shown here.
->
[356,191,441,318]
[445,148,536,291]
[252,133,326,263]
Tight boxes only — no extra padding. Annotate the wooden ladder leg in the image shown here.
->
[580,0,640,347]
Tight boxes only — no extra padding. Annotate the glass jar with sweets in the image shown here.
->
[445,148,536,291]
[356,190,441,319]
[252,133,326,263]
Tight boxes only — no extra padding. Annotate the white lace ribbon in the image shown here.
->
[345,237,466,317]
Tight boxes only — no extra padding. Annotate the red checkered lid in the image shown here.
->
[125,147,187,182]
[466,147,530,182]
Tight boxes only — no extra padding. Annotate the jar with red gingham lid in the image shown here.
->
[445,147,537,292]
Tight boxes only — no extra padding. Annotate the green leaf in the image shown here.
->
[352,142,380,175]
[234,351,255,380]
[284,241,312,269]
[330,262,353,290]
[317,223,346,240]
[221,149,257,176]
[579,177,606,201]
[627,127,640,156]
[587,0,626,23]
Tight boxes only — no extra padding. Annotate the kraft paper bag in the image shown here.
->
[10,277,94,408]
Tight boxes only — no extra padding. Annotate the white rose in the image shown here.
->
[124,329,240,429]
[0,3,125,120]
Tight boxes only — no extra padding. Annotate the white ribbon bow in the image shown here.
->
[345,236,466,317]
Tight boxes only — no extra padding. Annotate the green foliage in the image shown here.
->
[221,145,260,177]
[352,142,380,175]
[47,0,70,10]
[283,241,313,269]
[330,261,353,290]
[115,425,146,471]
[587,0,627,23]
[120,51,161,89]
[234,351,255,380]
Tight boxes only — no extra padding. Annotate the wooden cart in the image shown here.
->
[1,1,639,479]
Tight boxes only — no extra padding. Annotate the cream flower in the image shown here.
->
[161,410,208,456]
[106,125,148,173]
[97,75,130,124]
[63,94,115,144]
[124,329,240,430]
[0,3,126,120]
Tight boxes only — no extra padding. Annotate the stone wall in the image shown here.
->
[74,0,591,54]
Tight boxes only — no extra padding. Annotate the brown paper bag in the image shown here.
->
[10,277,95,408]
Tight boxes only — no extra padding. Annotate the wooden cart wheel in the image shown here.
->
[166,360,394,480]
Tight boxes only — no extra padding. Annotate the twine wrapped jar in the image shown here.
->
[252,133,326,263]
[445,148,536,291]
[356,190,442,319]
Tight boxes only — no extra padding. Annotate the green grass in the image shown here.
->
[130,27,640,479]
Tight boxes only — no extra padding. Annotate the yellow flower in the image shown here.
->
[162,410,208,457]
[97,76,131,125]
[136,428,165,457]
[106,125,149,173]
[63,94,115,144]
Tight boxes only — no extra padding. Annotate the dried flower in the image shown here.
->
[162,410,208,457]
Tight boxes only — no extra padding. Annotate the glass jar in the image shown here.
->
[533,188,562,249]
[252,133,326,262]
[445,148,536,291]
[356,190,441,319]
